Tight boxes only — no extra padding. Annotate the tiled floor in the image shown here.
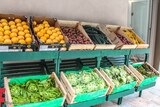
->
[100,78,160,107]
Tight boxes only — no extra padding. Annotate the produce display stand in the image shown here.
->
[0,48,156,107]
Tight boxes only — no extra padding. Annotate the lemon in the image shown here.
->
[10,25,16,29]
[40,36,47,42]
[50,35,55,40]
[34,27,39,33]
[55,28,60,31]
[56,31,62,35]
[18,36,25,40]
[19,39,26,44]
[0,36,4,43]
[44,24,50,28]
[4,39,12,44]
[46,39,52,44]
[0,24,2,27]
[3,26,10,30]
[16,23,22,27]
[24,29,30,34]
[52,33,58,37]
[15,19,22,23]
[1,19,8,23]
[44,34,49,39]
[12,29,18,33]
[38,24,44,30]
[18,31,25,36]
[2,22,8,27]
[59,35,64,40]
[4,30,11,35]
[10,33,17,38]
[37,32,43,38]
[55,37,60,42]
[40,29,46,34]
[52,30,56,33]
[9,21,15,26]
[52,39,58,43]
[22,21,27,25]
[0,27,4,32]
[11,37,19,43]
[23,25,29,30]
[49,27,54,30]
[43,21,48,25]
[60,40,65,44]
[0,32,3,36]
[17,26,24,31]
[33,21,37,26]
[3,35,10,39]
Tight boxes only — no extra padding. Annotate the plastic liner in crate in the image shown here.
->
[100,65,139,94]
[80,22,115,50]
[58,20,95,50]
[60,67,110,104]
[30,16,69,51]
[129,62,159,87]
[0,14,37,52]
[4,72,66,107]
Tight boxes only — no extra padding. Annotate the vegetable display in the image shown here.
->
[83,25,111,44]
[65,70,107,95]
[61,27,92,44]
[135,64,157,79]
[123,29,143,44]
[103,66,135,87]
[9,78,62,105]
[33,20,65,44]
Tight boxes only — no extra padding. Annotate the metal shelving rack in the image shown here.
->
[0,48,156,107]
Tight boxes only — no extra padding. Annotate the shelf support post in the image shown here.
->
[55,58,61,78]
[0,62,3,87]
[97,56,102,68]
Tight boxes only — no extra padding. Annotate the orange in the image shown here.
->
[52,39,58,43]
[52,30,56,33]
[24,29,30,34]
[0,27,4,32]
[37,32,43,38]
[34,27,39,33]
[46,39,52,44]
[10,33,17,38]
[54,28,60,31]
[22,21,27,25]
[3,26,10,30]
[49,27,54,30]
[40,36,47,42]
[25,37,32,44]
[16,23,22,27]
[33,21,37,26]
[19,39,26,44]
[0,36,4,43]
[18,31,25,36]
[52,33,58,37]
[10,25,16,29]
[4,30,11,35]
[0,24,2,27]
[38,24,44,29]
[17,26,24,31]
[4,39,12,44]
[9,21,15,26]
[12,29,18,33]
[18,36,24,40]
[43,21,48,24]
[25,34,31,38]
[59,35,64,40]
[23,25,29,30]
[44,24,50,28]
[44,34,49,39]
[40,29,46,34]
[50,35,55,40]
[11,37,19,43]
[15,19,21,23]
[60,40,65,44]
[56,31,62,35]
[0,32,3,36]
[55,37,60,42]
[2,22,8,27]
[47,30,52,35]
[3,35,10,39]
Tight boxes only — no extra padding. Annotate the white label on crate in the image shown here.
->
[39,45,58,51]
[0,46,9,50]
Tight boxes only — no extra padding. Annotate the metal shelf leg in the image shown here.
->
[97,57,102,68]
[55,59,61,77]
[139,91,142,97]
[117,97,123,105]
[0,62,3,87]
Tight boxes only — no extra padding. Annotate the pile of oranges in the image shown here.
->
[33,20,65,44]
[0,18,32,44]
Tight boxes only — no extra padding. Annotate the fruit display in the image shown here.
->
[123,29,143,44]
[83,25,111,44]
[103,66,135,88]
[116,33,133,45]
[33,20,65,44]
[65,70,107,95]
[135,64,157,79]
[0,18,32,45]
[61,27,92,44]
[9,77,62,105]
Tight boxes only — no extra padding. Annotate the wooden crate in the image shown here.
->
[58,20,95,50]
[120,26,149,49]
[0,14,37,52]
[99,65,139,94]
[129,62,160,86]
[60,68,111,104]
[101,25,137,49]
[30,16,69,51]
[4,72,66,107]
[80,22,116,50]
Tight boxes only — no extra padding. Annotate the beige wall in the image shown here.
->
[0,0,129,26]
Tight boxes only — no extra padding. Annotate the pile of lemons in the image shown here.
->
[0,18,32,44]
[33,20,65,44]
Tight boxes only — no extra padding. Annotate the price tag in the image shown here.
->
[39,45,58,51]
[0,46,8,50]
